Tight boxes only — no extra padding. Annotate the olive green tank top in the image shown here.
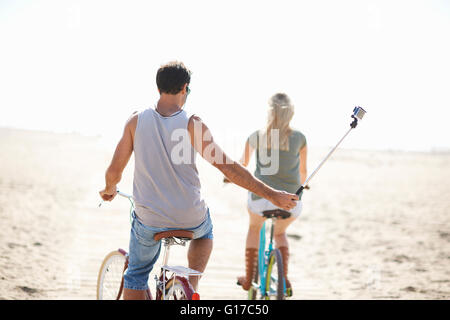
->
[248,129,306,200]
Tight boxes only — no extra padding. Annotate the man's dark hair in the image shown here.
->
[156,61,192,94]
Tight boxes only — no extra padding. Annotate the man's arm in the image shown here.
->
[224,139,254,183]
[99,113,137,201]
[188,116,298,211]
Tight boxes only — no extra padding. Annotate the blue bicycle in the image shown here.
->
[248,209,292,300]
[242,107,369,300]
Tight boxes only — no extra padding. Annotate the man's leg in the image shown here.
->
[123,215,162,300]
[123,237,160,300]
[123,288,147,300]
[187,238,213,291]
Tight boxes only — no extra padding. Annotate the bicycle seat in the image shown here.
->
[153,230,194,242]
[262,209,292,219]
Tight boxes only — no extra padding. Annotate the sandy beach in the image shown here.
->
[0,127,449,300]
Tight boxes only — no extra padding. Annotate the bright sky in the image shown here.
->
[1,0,449,154]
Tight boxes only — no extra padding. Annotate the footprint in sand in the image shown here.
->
[17,286,40,295]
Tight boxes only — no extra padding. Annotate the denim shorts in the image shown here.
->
[123,209,213,291]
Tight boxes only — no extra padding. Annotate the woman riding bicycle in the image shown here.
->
[235,93,308,296]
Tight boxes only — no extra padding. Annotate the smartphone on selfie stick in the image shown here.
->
[296,106,367,198]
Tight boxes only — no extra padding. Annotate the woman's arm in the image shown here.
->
[239,139,255,167]
[299,144,308,186]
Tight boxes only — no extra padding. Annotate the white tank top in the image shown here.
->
[133,107,208,228]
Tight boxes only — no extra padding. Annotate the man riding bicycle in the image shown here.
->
[99,61,298,300]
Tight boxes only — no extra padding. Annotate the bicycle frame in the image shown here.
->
[256,219,286,298]
[157,237,202,300]
[257,221,269,296]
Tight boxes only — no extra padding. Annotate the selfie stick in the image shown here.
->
[295,106,367,196]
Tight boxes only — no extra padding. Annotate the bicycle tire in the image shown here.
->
[160,276,194,300]
[264,248,285,300]
[97,250,127,300]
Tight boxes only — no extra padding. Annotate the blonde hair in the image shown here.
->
[261,93,294,151]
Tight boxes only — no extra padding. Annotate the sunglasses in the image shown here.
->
[186,86,191,96]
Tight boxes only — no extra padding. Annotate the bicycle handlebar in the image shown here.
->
[117,189,132,200]
[98,189,133,208]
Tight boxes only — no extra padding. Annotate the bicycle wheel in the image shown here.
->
[161,276,194,300]
[97,250,128,300]
[264,248,285,300]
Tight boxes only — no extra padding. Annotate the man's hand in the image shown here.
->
[267,190,299,211]
[99,186,117,202]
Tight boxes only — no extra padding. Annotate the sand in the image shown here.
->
[0,127,449,300]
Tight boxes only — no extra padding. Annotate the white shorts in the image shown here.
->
[247,193,302,218]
